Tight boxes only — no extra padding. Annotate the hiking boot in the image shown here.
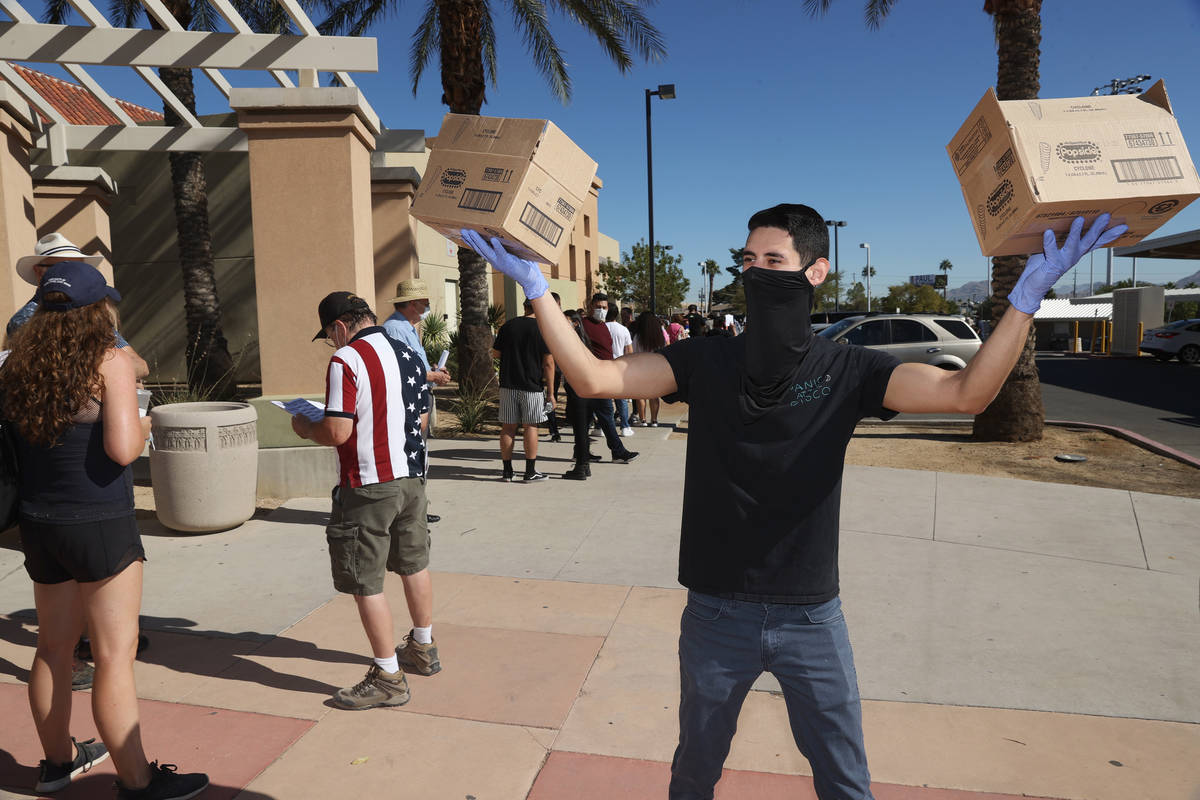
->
[115,762,209,800]
[333,664,410,709]
[395,630,442,676]
[614,451,639,464]
[523,471,548,483]
[36,737,109,792]
[71,659,94,691]
[562,462,590,480]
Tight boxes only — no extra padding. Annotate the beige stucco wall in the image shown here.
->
[0,87,37,325]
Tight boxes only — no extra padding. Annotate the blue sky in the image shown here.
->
[31,0,1200,302]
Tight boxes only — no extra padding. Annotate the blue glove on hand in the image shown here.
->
[1009,214,1128,314]
[460,229,549,300]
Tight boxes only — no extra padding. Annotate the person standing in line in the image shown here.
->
[292,292,441,709]
[382,278,451,524]
[3,262,208,800]
[605,304,635,436]
[579,293,638,466]
[631,310,667,427]
[491,299,553,482]
[462,206,1125,800]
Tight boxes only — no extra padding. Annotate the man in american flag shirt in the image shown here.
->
[291,291,440,710]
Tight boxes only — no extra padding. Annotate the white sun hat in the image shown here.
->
[15,233,104,286]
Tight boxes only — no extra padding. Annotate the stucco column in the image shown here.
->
[231,87,380,401]
[0,85,37,322]
[31,165,118,285]
[370,165,419,316]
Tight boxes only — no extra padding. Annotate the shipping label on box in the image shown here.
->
[947,81,1200,256]
[411,114,598,265]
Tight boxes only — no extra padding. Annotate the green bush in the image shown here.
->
[454,379,494,434]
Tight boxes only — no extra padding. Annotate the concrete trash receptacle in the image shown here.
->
[149,401,258,533]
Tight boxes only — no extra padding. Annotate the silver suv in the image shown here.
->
[818,314,981,369]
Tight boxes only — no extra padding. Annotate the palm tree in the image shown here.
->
[938,258,953,300]
[43,0,240,398]
[807,0,1046,442]
[700,258,721,313]
[319,0,666,391]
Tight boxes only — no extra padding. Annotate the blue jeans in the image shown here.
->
[588,398,629,457]
[613,398,631,429]
[670,592,873,800]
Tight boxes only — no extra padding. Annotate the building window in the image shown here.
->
[569,245,577,281]
[583,214,591,237]
[584,250,591,282]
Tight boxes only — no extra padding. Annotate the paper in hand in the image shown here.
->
[271,398,326,422]
[437,350,449,370]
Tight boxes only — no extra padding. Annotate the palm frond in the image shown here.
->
[864,0,896,31]
[318,0,387,36]
[480,1,499,88]
[408,1,438,97]
[42,0,73,25]
[610,1,666,64]
[801,0,835,17]
[190,0,220,32]
[509,0,570,103]
[105,0,144,28]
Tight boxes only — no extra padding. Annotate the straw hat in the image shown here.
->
[15,233,104,285]
[389,278,430,304]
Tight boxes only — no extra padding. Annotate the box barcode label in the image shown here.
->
[458,188,502,212]
[1111,157,1183,183]
[952,117,991,175]
[520,203,564,246]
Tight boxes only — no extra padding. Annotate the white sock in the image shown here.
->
[374,654,400,673]
[412,625,433,645]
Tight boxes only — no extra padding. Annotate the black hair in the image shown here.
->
[590,292,608,304]
[523,298,534,312]
[633,311,665,351]
[606,304,620,322]
[747,203,828,267]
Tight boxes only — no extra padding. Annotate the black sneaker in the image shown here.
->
[501,470,514,482]
[36,737,109,793]
[523,471,548,482]
[614,451,639,464]
[115,762,209,800]
[587,452,602,463]
[562,463,590,480]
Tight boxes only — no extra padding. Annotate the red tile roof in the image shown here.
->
[5,63,164,124]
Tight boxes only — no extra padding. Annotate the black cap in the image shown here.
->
[313,291,371,341]
[36,261,121,311]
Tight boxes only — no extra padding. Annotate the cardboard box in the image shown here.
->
[410,114,598,265]
[947,81,1200,256]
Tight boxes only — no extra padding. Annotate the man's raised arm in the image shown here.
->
[884,214,1127,414]
[461,230,677,400]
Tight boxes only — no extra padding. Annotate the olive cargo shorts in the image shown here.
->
[326,477,429,596]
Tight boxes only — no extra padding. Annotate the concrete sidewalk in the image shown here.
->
[0,405,1197,799]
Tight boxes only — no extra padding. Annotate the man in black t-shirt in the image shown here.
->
[491,299,553,482]
[685,304,706,338]
[462,204,1125,800]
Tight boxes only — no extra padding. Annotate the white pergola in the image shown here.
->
[0,0,377,161]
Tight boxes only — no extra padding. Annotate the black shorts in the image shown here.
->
[19,515,145,585]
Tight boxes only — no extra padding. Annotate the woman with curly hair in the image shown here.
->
[1,262,207,800]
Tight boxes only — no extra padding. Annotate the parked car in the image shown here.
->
[818,314,981,369]
[1139,318,1200,364]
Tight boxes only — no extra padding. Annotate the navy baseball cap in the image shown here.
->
[35,261,121,311]
[313,291,372,341]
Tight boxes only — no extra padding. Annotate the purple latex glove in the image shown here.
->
[1009,214,1128,314]
[460,230,548,300]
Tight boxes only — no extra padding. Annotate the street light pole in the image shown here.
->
[860,242,871,312]
[645,83,675,315]
[825,220,846,312]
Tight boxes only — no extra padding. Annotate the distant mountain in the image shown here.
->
[946,280,989,302]
[1173,268,1200,289]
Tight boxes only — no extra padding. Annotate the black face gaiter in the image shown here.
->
[739,266,816,423]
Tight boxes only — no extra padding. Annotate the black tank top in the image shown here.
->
[14,398,134,523]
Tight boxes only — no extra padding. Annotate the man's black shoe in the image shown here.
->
[614,451,639,464]
[549,434,562,443]
[588,452,602,462]
[562,463,590,480]
[426,514,441,524]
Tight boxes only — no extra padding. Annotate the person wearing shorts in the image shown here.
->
[491,298,553,482]
[291,291,439,711]
[3,261,208,799]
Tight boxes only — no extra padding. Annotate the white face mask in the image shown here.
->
[592,308,607,322]
[419,306,431,321]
